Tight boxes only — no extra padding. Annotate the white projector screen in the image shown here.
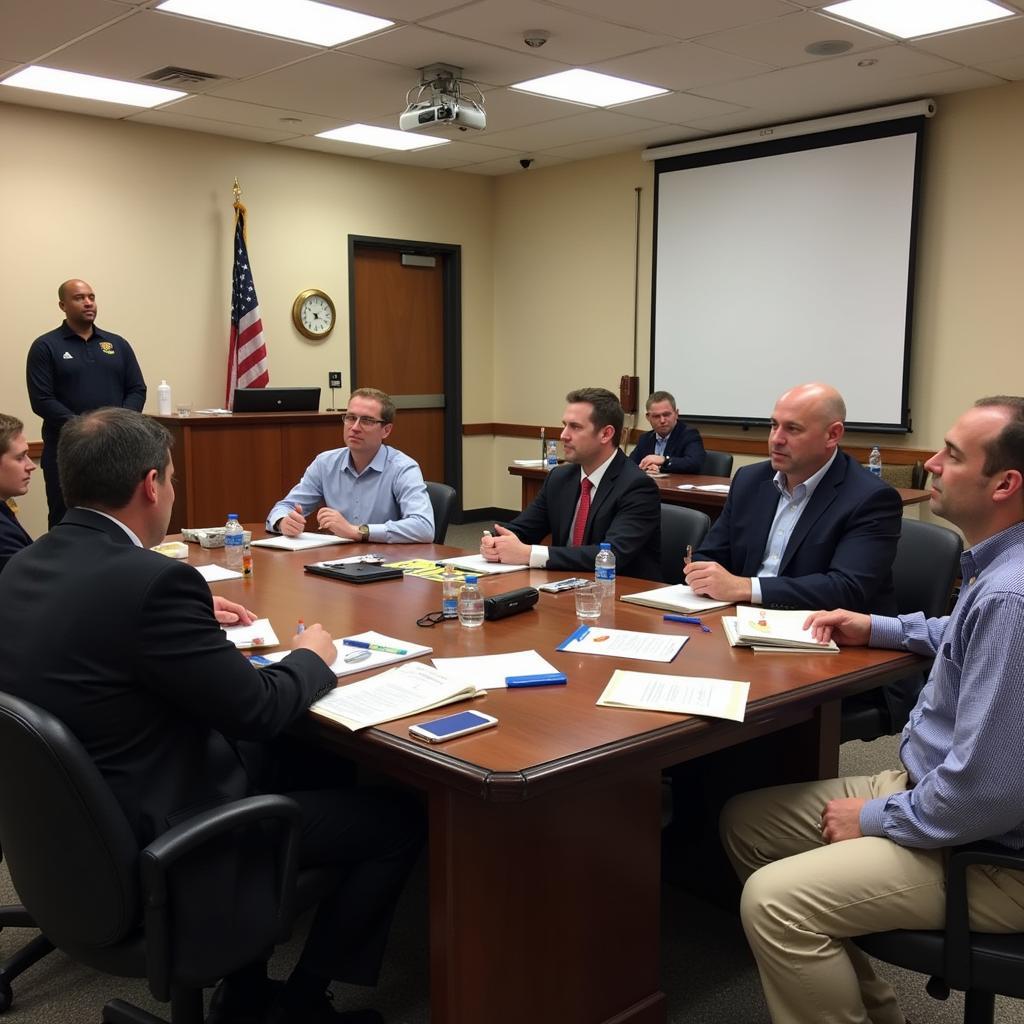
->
[651,119,923,431]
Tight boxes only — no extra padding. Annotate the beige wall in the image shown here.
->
[4,78,1024,537]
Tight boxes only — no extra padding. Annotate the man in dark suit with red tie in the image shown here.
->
[0,414,36,574]
[481,387,661,580]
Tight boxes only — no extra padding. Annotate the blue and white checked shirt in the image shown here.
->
[266,445,434,543]
[860,520,1024,849]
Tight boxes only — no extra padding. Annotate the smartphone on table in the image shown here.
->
[409,709,498,743]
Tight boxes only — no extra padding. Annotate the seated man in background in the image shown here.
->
[0,408,424,1024]
[267,387,433,543]
[481,386,661,579]
[0,413,37,573]
[721,396,1024,1024]
[685,382,901,613]
[629,390,706,475]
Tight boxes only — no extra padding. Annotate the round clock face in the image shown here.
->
[293,289,335,340]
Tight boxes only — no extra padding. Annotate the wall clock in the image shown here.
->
[292,288,335,340]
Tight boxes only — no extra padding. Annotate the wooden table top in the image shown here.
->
[187,532,921,799]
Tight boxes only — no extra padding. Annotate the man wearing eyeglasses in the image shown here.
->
[266,387,434,543]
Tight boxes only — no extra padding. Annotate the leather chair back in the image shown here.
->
[425,481,457,544]
[660,504,711,584]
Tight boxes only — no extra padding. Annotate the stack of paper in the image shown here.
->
[557,625,686,663]
[259,631,431,678]
[597,669,749,722]
[436,553,528,576]
[677,483,731,493]
[723,607,839,654]
[251,533,351,551]
[310,662,480,731]
[431,650,559,690]
[619,584,731,614]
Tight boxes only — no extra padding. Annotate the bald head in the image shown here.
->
[769,383,847,486]
[58,279,97,336]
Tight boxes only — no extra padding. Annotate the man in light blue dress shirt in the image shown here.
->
[721,396,1024,1024]
[266,387,433,543]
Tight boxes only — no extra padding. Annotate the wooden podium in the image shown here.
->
[153,412,345,532]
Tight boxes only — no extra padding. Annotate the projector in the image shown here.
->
[399,97,486,133]
[400,63,486,134]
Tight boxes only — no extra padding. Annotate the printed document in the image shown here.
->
[597,669,749,722]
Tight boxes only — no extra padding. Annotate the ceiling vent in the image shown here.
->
[141,66,224,86]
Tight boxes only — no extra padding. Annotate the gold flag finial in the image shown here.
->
[232,177,242,204]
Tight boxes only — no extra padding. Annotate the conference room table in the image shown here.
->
[507,464,931,519]
[191,533,922,1024]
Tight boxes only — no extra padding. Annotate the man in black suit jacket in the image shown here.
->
[0,409,422,1024]
[482,387,661,580]
[0,414,36,574]
[628,390,706,475]
[685,383,901,612]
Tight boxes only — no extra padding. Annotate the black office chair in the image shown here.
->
[0,845,54,1014]
[701,451,734,477]
[840,519,962,743]
[424,481,456,544]
[660,504,712,584]
[854,842,1024,1023]
[0,692,333,1024]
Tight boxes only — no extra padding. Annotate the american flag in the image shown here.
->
[225,201,269,407]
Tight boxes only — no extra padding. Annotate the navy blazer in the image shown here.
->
[694,450,901,612]
[0,501,32,574]
[502,449,661,580]
[0,508,335,844]
[628,421,705,475]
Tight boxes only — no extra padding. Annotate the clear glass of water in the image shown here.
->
[574,583,603,620]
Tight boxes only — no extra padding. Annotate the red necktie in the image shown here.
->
[572,478,593,547]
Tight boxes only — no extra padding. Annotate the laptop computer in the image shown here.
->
[233,387,321,412]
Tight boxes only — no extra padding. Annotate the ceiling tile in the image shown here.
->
[910,16,1024,65]
[126,108,302,142]
[423,0,675,65]
[475,85,593,132]
[457,152,570,175]
[697,9,891,66]
[541,123,699,160]
[479,107,667,150]
[0,0,127,63]
[44,9,314,85]
[340,24,568,86]
[370,137,519,167]
[161,94,343,134]
[593,40,773,91]
[316,0,469,22]
[277,135,392,158]
[611,91,747,124]
[976,54,1024,77]
[548,0,797,40]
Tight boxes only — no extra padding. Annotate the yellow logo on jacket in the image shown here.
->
[99,341,115,355]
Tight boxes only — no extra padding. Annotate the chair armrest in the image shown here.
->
[139,794,302,1001]
[943,840,1024,990]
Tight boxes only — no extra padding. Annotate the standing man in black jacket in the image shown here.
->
[27,279,147,527]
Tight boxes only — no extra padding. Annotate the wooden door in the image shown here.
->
[351,245,448,484]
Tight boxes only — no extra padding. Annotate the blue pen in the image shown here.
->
[663,614,712,634]
[506,673,567,688]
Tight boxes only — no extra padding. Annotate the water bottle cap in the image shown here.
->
[465,576,478,584]
[227,513,239,520]
[599,542,611,549]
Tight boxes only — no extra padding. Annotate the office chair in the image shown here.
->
[854,842,1024,1023]
[0,845,54,1014]
[0,692,334,1024]
[424,481,456,544]
[840,519,962,743]
[700,451,734,477]
[660,504,711,584]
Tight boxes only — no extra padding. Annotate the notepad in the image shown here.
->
[596,670,749,722]
[260,631,432,678]
[223,618,279,650]
[723,608,839,653]
[435,553,528,576]
[619,584,731,614]
[194,564,243,582]
[251,533,352,551]
[431,650,560,690]
[309,662,481,731]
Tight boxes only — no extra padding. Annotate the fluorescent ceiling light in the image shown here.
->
[511,69,668,107]
[316,124,449,150]
[823,0,1013,38]
[0,65,185,107]
[156,0,392,46]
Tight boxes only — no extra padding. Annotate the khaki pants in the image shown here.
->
[719,770,1024,1024]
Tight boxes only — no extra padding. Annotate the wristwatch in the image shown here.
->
[357,524,370,541]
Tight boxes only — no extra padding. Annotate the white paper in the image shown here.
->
[260,631,432,678]
[723,614,838,653]
[194,564,243,582]
[223,617,279,650]
[558,626,686,663]
[311,662,478,730]
[597,669,749,722]
[676,483,731,493]
[431,650,560,690]
[513,459,546,467]
[251,532,352,551]
[436,553,528,575]
[620,583,731,613]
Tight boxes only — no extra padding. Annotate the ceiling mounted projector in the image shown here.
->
[400,63,486,133]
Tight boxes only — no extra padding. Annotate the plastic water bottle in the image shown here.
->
[224,513,244,569]
[868,446,882,478]
[545,439,558,472]
[595,542,616,599]
[457,576,485,628]
[442,564,460,620]
[157,379,172,416]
